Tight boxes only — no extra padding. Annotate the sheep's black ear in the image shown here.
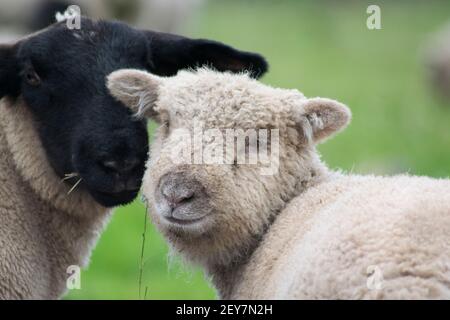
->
[293,98,351,144]
[0,44,20,99]
[145,31,268,79]
[107,69,162,119]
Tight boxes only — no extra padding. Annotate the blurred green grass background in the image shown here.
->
[67,0,450,299]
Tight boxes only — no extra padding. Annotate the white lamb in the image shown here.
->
[108,68,450,299]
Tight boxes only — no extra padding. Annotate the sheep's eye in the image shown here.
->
[25,69,41,87]
[163,120,170,132]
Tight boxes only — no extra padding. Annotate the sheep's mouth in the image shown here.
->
[90,189,140,207]
[164,215,206,226]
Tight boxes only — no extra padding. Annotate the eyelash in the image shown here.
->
[161,120,170,135]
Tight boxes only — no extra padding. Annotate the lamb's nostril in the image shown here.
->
[101,157,140,174]
[122,157,140,172]
[102,160,120,171]
[164,190,195,209]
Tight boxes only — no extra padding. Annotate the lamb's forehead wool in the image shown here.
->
[108,68,351,145]
[158,69,306,129]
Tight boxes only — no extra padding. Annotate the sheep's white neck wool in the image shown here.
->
[0,97,104,216]
[0,97,110,299]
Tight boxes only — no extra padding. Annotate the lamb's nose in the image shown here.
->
[163,189,195,209]
[159,172,199,210]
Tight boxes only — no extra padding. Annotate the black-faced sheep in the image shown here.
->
[108,68,450,300]
[0,19,267,299]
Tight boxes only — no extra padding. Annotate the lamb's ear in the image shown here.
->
[293,98,351,144]
[0,44,21,99]
[144,31,268,79]
[107,69,162,119]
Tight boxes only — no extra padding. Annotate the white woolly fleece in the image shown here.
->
[108,68,450,300]
[0,98,110,299]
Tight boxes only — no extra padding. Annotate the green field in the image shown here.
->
[67,0,450,299]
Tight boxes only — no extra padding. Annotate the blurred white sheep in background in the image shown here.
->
[0,0,206,42]
[424,22,450,101]
[135,0,205,33]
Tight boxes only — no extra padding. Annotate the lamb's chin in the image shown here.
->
[89,189,139,207]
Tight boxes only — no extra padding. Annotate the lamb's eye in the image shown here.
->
[163,120,170,132]
[25,69,41,87]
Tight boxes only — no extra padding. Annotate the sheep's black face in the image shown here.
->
[0,18,268,208]
[13,20,151,207]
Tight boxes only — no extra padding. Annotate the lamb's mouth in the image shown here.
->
[163,215,207,226]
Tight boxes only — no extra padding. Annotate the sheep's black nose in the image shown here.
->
[159,172,200,210]
[101,157,140,174]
